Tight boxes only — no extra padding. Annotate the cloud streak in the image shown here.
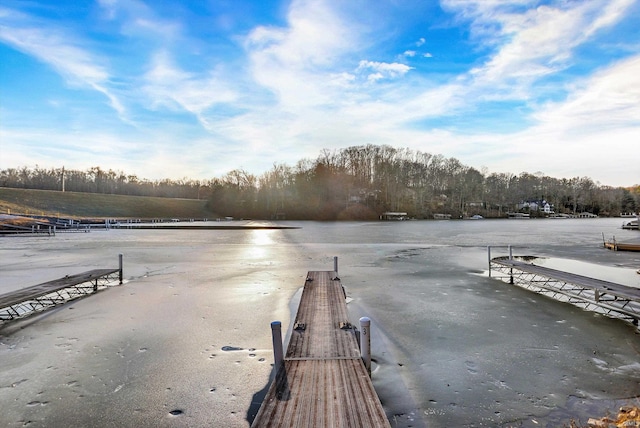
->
[0,7,126,117]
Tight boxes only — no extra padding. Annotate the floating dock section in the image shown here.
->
[603,239,640,252]
[252,262,390,428]
[0,255,123,322]
[488,247,640,326]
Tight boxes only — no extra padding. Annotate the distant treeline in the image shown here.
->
[2,145,638,220]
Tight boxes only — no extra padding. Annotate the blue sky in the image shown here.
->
[1,0,639,187]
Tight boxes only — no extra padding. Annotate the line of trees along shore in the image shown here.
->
[2,145,638,220]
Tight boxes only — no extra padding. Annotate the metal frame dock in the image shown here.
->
[252,267,390,428]
[0,255,123,322]
[488,248,640,326]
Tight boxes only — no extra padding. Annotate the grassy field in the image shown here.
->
[0,187,217,219]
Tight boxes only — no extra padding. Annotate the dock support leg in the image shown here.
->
[487,246,491,278]
[359,317,371,377]
[508,245,514,284]
[271,321,284,374]
[333,256,338,275]
[118,254,124,284]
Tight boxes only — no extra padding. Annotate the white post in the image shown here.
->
[359,317,371,377]
[271,321,284,374]
[508,245,513,260]
[118,254,124,284]
[333,256,338,275]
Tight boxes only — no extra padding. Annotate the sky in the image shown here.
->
[1,0,639,187]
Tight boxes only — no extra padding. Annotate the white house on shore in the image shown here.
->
[517,200,554,214]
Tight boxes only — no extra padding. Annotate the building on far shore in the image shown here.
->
[380,212,408,220]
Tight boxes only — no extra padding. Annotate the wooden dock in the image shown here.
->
[603,240,640,252]
[251,270,390,428]
[0,257,123,322]
[489,253,640,326]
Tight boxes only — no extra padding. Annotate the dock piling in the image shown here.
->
[271,321,284,374]
[360,316,371,377]
[508,245,514,284]
[334,256,339,275]
[118,254,123,284]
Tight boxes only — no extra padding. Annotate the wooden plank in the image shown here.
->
[255,360,389,428]
[0,269,120,309]
[287,271,360,360]
[252,271,390,428]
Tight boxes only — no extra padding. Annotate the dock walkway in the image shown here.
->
[490,255,640,325]
[251,270,390,428]
[0,258,123,322]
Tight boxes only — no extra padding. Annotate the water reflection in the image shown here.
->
[244,229,276,260]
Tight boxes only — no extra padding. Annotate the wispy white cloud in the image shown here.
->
[98,0,182,40]
[244,0,360,108]
[142,51,238,129]
[356,60,413,82]
[533,55,640,132]
[0,7,126,117]
[445,0,635,90]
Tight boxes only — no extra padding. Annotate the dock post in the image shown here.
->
[333,256,338,275]
[271,321,284,374]
[508,245,514,284]
[487,246,492,278]
[359,317,371,377]
[118,254,124,284]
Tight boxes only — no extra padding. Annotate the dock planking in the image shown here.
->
[252,271,390,428]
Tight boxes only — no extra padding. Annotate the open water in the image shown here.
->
[1,218,639,427]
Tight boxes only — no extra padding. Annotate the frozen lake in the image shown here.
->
[1,218,639,427]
